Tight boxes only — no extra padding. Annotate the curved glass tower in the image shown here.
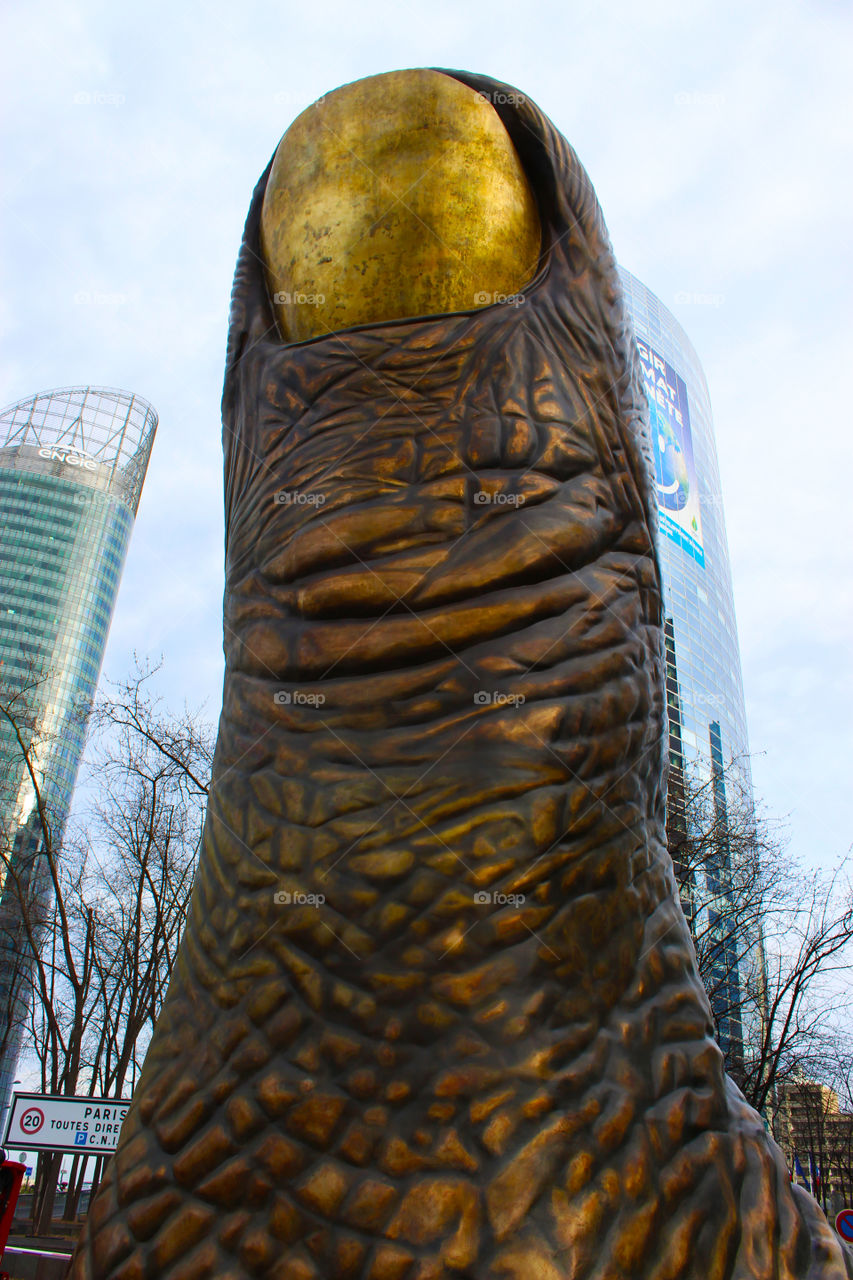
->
[0,386,157,1108]
[620,269,755,1061]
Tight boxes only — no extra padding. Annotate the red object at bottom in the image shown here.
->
[0,1160,25,1262]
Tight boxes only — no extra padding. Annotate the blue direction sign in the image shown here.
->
[836,1210,853,1242]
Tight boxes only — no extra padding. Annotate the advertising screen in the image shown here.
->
[637,340,705,567]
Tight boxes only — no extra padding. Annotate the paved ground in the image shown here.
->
[1,1236,73,1280]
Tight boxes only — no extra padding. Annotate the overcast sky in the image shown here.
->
[2,0,851,879]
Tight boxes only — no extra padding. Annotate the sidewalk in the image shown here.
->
[2,1231,74,1280]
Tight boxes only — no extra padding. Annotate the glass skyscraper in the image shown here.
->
[620,268,755,1061]
[0,385,157,1111]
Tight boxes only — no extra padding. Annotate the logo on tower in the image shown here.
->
[38,445,99,472]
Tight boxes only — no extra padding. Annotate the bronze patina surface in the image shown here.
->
[70,70,852,1280]
[260,69,540,342]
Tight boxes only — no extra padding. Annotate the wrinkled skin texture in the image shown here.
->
[70,72,853,1280]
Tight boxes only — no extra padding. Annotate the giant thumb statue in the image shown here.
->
[70,69,853,1280]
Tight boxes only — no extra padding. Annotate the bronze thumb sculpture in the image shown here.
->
[70,69,853,1280]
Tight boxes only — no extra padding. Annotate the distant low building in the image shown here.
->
[774,1075,853,1215]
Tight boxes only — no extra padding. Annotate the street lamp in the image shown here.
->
[0,1081,21,1118]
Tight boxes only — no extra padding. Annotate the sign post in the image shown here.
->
[3,1093,130,1157]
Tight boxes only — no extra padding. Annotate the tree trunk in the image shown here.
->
[62,1153,84,1221]
[33,1151,62,1236]
[87,1155,104,1206]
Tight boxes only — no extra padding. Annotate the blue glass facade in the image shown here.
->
[620,268,754,1059]
[0,386,156,1114]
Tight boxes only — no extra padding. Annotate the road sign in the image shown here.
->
[3,1093,130,1156]
[836,1210,853,1242]
[19,1105,44,1137]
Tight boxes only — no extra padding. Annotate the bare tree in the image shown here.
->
[742,862,853,1117]
[22,857,103,1233]
[668,756,853,1122]
[0,660,213,1231]
[81,662,211,1098]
